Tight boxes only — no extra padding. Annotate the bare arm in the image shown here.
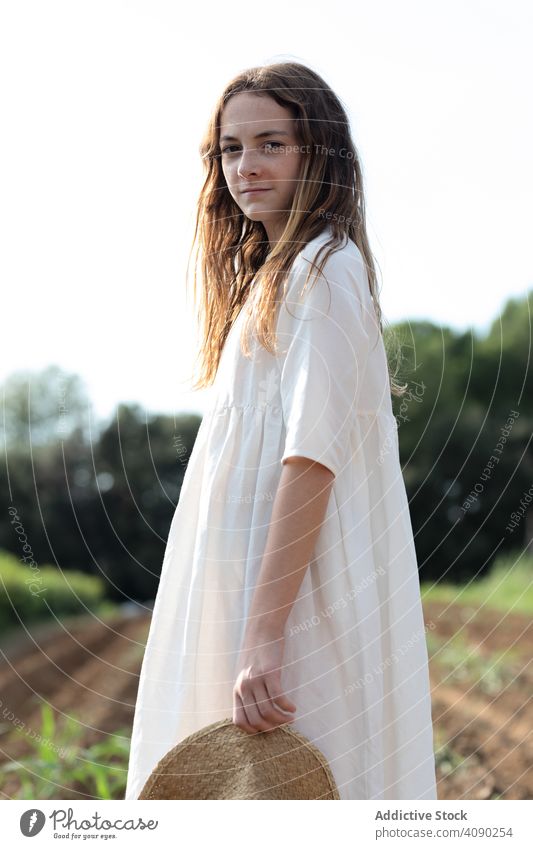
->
[243,455,334,642]
[233,456,334,733]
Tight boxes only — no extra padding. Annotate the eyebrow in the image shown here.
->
[220,129,290,142]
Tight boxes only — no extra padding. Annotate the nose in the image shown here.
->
[236,146,261,179]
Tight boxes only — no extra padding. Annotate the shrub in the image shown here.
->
[0,550,106,631]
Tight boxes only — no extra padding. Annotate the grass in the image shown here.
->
[421,549,533,616]
[426,630,522,695]
[0,550,107,632]
[433,726,467,777]
[0,700,131,800]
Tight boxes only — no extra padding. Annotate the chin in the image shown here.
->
[243,210,270,222]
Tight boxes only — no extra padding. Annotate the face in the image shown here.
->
[219,92,304,247]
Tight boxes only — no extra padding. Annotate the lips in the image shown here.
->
[241,188,271,194]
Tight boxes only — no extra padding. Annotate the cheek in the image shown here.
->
[221,162,236,193]
[280,153,303,190]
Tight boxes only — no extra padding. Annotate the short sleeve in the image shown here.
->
[276,248,371,478]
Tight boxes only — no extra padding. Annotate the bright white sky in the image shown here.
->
[1,0,531,423]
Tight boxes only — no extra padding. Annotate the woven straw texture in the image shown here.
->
[137,717,340,800]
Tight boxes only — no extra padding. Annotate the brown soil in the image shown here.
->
[0,599,531,799]
[425,599,533,800]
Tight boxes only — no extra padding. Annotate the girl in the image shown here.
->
[124,61,437,801]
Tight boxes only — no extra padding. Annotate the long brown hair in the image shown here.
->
[187,61,407,397]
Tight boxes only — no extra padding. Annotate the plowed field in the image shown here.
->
[0,600,531,799]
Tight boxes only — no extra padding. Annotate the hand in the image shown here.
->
[232,631,297,734]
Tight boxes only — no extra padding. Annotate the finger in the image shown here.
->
[263,674,298,715]
[239,684,273,732]
[234,691,266,734]
[233,690,260,735]
[255,680,297,727]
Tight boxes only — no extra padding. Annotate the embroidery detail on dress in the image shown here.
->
[258,366,280,407]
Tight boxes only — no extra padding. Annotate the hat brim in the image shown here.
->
[137,717,340,800]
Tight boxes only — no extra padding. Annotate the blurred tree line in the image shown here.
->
[1,291,532,602]
[389,290,533,581]
[1,366,201,602]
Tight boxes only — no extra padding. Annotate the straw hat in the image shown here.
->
[137,717,340,800]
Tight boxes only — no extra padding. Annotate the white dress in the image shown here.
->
[124,225,437,801]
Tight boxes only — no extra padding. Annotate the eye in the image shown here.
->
[221,140,285,155]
